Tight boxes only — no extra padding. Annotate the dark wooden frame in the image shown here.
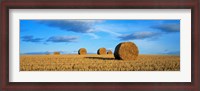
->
[0,0,199,91]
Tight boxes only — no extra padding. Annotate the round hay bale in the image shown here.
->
[97,48,106,55]
[54,52,60,55]
[107,50,113,54]
[114,42,139,60]
[78,48,87,55]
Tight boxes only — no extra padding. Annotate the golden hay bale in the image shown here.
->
[54,52,60,55]
[97,48,106,55]
[107,50,113,54]
[114,42,139,60]
[78,48,87,55]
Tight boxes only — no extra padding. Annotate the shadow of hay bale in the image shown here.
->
[85,57,115,60]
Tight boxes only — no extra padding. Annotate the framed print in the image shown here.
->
[0,0,199,91]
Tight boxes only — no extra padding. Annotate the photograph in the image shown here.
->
[1,0,199,90]
[20,19,180,71]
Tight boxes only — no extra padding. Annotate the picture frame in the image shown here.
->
[0,0,199,91]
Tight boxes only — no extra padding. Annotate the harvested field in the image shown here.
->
[20,54,180,71]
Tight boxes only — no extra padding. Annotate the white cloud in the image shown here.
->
[87,33,100,39]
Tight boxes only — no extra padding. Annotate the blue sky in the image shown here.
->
[20,20,180,55]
